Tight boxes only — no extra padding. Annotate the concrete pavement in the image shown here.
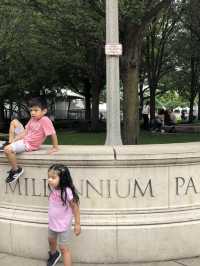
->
[0,253,200,266]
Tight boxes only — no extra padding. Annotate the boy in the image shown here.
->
[4,97,58,184]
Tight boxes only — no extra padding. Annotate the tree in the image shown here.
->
[144,6,178,120]
[0,0,106,130]
[119,0,172,144]
[1,0,177,138]
[168,0,200,121]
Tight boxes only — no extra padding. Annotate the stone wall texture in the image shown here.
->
[1,143,200,263]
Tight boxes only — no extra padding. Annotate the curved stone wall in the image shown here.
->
[1,143,200,263]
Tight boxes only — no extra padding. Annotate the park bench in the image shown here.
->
[164,124,200,133]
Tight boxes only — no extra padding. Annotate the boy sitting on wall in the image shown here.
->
[3,97,58,184]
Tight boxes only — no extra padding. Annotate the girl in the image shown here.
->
[47,164,81,266]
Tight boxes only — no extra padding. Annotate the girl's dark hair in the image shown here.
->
[48,164,79,205]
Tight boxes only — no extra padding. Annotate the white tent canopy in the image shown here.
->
[61,89,84,99]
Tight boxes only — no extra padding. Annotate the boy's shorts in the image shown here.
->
[10,140,27,154]
[48,228,71,246]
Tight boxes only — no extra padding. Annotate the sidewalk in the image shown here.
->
[0,253,200,266]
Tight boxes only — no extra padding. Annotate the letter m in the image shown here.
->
[133,179,154,198]
[5,180,21,195]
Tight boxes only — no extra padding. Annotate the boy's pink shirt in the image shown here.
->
[48,187,74,232]
[23,116,56,151]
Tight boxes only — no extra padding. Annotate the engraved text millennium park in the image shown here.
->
[4,176,199,199]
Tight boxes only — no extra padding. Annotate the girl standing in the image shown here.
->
[47,164,81,266]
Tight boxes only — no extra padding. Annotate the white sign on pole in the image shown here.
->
[105,44,122,56]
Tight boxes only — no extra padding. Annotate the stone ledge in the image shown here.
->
[0,144,115,162]
[1,142,200,165]
[114,142,200,164]
[1,204,200,226]
[1,142,200,262]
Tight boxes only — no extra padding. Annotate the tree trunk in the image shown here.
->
[83,79,91,121]
[149,84,156,121]
[0,101,4,131]
[189,56,197,122]
[122,66,139,144]
[121,26,143,144]
[91,85,100,131]
[85,94,91,121]
[139,73,145,120]
[189,93,196,122]
[10,100,13,120]
[198,90,200,120]
[67,99,71,119]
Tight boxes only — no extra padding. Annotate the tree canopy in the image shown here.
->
[0,0,200,143]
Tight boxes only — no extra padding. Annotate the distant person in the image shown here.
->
[164,109,176,133]
[3,97,59,184]
[47,164,81,266]
[181,109,187,122]
[99,112,104,121]
[164,109,176,126]
[151,109,165,132]
[142,101,150,130]
[169,109,176,125]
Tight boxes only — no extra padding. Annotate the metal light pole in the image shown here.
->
[105,0,122,145]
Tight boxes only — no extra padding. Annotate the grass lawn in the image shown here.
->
[45,131,106,145]
[44,130,200,145]
[139,131,200,144]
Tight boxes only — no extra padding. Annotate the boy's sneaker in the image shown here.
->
[6,167,24,184]
[0,141,9,152]
[47,250,61,266]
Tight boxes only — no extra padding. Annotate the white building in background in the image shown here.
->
[3,88,112,121]
[54,89,85,120]
[173,105,198,120]
[55,89,109,121]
